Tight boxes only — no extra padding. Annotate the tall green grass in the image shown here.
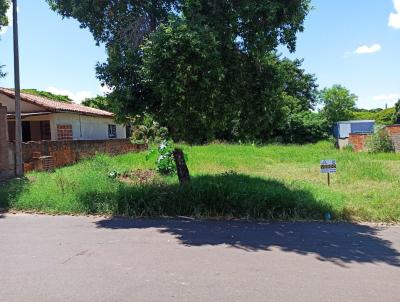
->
[1,141,399,222]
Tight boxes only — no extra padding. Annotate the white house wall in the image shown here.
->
[52,113,126,140]
[0,94,44,113]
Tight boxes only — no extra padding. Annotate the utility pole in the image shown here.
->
[13,0,23,176]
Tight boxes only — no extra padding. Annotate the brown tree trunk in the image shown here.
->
[173,148,190,186]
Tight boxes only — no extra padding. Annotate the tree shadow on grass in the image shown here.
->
[95,218,400,268]
[79,173,334,220]
[0,178,27,217]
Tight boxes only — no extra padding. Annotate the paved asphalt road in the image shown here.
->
[0,214,399,302]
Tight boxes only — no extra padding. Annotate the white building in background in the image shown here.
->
[0,88,127,142]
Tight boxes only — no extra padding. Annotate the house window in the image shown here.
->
[57,124,73,141]
[108,124,117,138]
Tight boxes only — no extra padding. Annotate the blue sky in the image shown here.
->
[0,0,399,109]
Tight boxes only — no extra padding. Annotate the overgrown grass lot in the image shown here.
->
[1,142,400,222]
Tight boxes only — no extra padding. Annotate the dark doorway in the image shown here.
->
[40,121,51,140]
[8,120,51,142]
[22,121,31,142]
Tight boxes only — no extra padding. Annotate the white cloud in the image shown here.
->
[389,0,400,29]
[353,44,382,54]
[0,5,13,35]
[372,93,400,107]
[45,87,95,104]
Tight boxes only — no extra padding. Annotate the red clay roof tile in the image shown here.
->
[0,88,114,118]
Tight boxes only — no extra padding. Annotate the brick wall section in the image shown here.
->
[385,125,400,153]
[21,139,147,171]
[385,125,400,135]
[348,133,370,152]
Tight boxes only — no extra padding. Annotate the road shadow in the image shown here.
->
[96,218,400,267]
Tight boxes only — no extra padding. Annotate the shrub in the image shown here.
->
[351,107,396,125]
[279,111,329,144]
[147,140,176,175]
[366,127,394,153]
[130,114,169,144]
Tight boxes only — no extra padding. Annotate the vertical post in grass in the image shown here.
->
[173,149,190,186]
[327,173,330,186]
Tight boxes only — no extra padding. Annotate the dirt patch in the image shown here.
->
[119,169,159,185]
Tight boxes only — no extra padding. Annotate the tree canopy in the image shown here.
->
[47,0,310,51]
[141,17,319,142]
[47,0,316,143]
[352,107,396,125]
[82,95,113,112]
[22,89,74,103]
[319,85,357,125]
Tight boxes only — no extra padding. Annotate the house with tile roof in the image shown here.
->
[0,88,127,142]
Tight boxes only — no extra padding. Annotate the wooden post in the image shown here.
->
[173,148,190,186]
[327,173,330,186]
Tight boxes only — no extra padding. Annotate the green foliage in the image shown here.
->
[47,0,180,118]
[141,17,223,143]
[130,114,169,144]
[47,0,314,144]
[395,100,400,124]
[22,89,73,103]
[108,170,121,179]
[278,111,329,143]
[352,108,396,125]
[0,0,8,30]
[142,16,319,143]
[147,140,176,175]
[343,144,354,152]
[351,110,375,121]
[366,127,394,153]
[374,108,396,125]
[320,85,357,125]
[82,95,113,111]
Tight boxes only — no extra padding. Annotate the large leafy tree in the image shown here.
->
[47,0,314,143]
[47,0,179,116]
[142,19,319,142]
[320,85,357,125]
[0,0,9,78]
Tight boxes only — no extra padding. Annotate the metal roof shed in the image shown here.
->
[333,120,375,139]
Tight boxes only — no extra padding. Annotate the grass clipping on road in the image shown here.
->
[1,141,399,222]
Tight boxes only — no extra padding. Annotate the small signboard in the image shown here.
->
[320,160,337,174]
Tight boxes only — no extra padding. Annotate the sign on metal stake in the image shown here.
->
[320,160,337,186]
